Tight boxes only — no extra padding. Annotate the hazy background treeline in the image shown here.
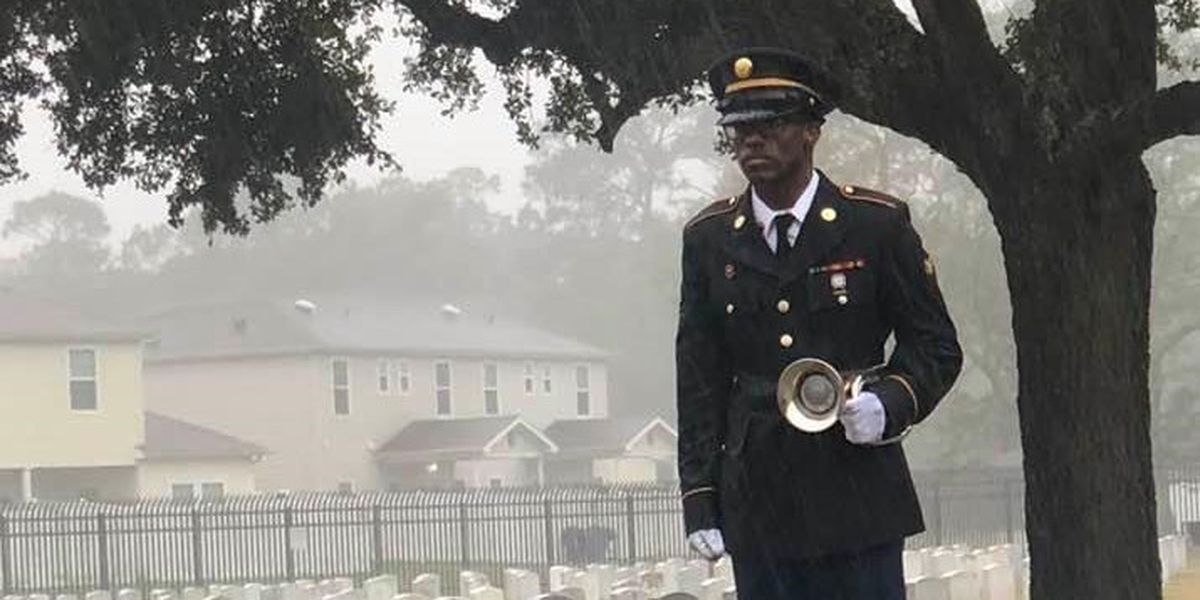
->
[2,105,1198,470]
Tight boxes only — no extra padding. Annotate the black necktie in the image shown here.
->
[773,213,796,259]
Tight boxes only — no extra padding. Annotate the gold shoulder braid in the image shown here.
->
[839,184,905,209]
[685,195,739,229]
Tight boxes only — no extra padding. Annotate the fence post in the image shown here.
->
[97,513,111,591]
[371,505,384,575]
[0,513,11,595]
[624,492,637,564]
[1003,479,1016,545]
[458,499,470,569]
[931,480,944,546]
[283,506,296,582]
[542,498,556,566]
[190,508,204,587]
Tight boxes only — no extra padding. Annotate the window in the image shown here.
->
[377,359,392,394]
[171,484,194,501]
[542,366,553,394]
[435,361,452,416]
[484,363,500,415]
[200,482,225,500]
[332,359,350,415]
[576,365,591,416]
[69,349,98,410]
[172,482,224,501]
[398,361,411,394]
[523,363,535,395]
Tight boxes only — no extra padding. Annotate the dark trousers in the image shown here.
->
[730,539,905,600]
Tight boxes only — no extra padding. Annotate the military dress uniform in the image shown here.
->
[676,48,963,599]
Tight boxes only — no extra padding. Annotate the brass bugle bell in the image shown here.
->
[776,358,869,432]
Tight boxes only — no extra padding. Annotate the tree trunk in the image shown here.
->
[995,159,1161,599]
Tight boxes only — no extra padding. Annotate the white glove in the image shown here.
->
[840,391,886,444]
[687,528,726,560]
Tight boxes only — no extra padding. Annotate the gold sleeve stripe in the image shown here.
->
[681,487,715,501]
[887,374,919,416]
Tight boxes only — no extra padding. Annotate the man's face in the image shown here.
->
[725,116,821,185]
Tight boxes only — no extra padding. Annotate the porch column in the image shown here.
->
[20,468,33,502]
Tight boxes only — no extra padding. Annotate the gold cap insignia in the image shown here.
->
[820,207,838,222]
[734,57,754,80]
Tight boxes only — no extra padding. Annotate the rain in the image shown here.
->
[0,1,1196,599]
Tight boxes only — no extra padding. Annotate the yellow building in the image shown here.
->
[0,293,267,502]
[0,295,147,502]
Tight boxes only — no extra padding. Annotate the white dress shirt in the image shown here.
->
[751,171,820,253]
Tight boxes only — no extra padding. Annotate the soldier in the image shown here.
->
[676,47,963,599]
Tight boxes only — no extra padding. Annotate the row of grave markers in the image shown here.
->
[0,537,1186,600]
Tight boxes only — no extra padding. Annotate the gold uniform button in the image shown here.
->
[837,295,849,305]
[726,303,735,315]
[733,215,747,230]
[780,334,794,348]
[843,185,856,195]
[777,299,790,314]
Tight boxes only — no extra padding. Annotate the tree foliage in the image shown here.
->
[2,191,111,280]
[2,0,392,235]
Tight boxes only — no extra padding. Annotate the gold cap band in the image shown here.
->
[724,77,821,99]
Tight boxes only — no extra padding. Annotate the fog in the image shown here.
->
[0,2,1197,597]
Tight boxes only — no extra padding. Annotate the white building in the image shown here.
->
[142,296,619,491]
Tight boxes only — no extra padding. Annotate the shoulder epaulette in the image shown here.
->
[685,196,738,229]
[839,184,912,222]
[839,184,906,210]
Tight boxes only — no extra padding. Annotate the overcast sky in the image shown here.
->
[0,24,533,258]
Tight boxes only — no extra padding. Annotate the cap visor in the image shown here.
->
[717,108,791,126]
[715,105,811,126]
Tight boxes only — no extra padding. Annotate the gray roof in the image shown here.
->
[141,412,268,461]
[376,416,555,458]
[545,417,676,454]
[0,292,147,343]
[143,297,607,362]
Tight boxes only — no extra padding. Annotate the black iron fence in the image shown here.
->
[0,468,1196,596]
